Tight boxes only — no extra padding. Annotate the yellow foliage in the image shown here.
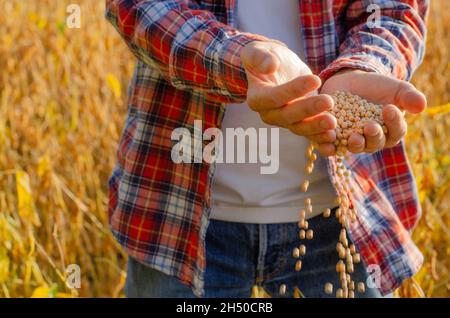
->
[426,103,450,116]
[31,284,75,298]
[31,285,52,298]
[0,248,10,284]
[37,155,50,178]
[106,73,122,99]
[15,171,40,227]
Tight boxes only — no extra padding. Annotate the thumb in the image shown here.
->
[241,42,279,75]
[393,81,427,114]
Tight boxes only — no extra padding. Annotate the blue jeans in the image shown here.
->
[125,210,383,298]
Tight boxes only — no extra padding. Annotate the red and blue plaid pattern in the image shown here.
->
[106,0,428,296]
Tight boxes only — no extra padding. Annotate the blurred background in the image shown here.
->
[0,0,448,298]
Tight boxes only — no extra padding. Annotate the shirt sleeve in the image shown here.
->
[105,0,277,103]
[319,0,429,82]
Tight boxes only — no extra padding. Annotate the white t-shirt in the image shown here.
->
[210,0,336,223]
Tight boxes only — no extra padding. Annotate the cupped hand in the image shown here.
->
[240,41,337,156]
[320,69,427,155]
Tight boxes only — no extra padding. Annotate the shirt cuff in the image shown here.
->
[319,53,392,83]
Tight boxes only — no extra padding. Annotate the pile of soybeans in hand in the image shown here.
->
[279,91,387,298]
[330,91,387,155]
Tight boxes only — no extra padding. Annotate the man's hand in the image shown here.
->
[240,41,337,156]
[320,69,427,155]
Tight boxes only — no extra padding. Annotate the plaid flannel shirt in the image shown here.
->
[105,0,429,296]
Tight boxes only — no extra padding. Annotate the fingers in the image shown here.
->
[302,103,407,156]
[242,41,322,111]
[383,104,407,148]
[316,143,336,157]
[308,132,337,157]
[363,121,386,153]
[308,130,336,144]
[346,105,406,154]
[347,133,365,153]
[288,113,337,136]
[248,75,321,111]
[260,94,333,126]
[393,81,427,114]
[270,75,321,106]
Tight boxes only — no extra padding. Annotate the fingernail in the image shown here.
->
[329,130,336,140]
[320,119,330,129]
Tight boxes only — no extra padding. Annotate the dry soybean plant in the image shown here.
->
[280,91,386,298]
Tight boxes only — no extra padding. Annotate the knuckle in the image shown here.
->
[247,94,258,110]
[291,123,305,136]
[279,110,289,126]
[259,113,270,124]
[260,112,276,126]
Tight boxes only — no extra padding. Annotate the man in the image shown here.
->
[106,0,428,297]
